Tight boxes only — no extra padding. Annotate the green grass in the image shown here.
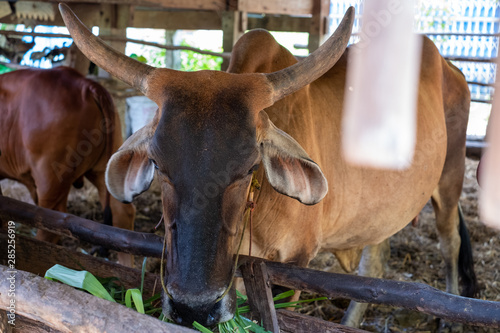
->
[45,260,326,333]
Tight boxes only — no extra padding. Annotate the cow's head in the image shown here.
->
[60,4,354,327]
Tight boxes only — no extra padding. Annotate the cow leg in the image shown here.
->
[85,171,136,267]
[35,185,71,243]
[341,239,390,328]
[431,190,461,295]
[431,143,476,299]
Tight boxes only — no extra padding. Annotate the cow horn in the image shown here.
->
[59,3,155,94]
[265,6,355,102]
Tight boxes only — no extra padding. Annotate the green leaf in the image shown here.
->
[272,290,295,302]
[141,257,147,295]
[130,53,148,63]
[237,316,271,333]
[125,288,145,314]
[273,296,328,309]
[192,321,213,333]
[45,264,115,303]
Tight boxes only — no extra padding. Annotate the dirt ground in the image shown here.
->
[1,157,498,332]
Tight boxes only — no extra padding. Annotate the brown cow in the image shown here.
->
[0,67,136,266]
[60,4,476,327]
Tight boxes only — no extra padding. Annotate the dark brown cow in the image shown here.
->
[0,67,136,266]
[60,4,476,328]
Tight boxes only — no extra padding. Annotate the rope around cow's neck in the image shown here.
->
[160,174,260,304]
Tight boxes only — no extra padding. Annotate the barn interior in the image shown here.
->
[0,1,499,332]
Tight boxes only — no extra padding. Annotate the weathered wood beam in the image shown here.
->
[0,232,161,297]
[238,0,314,15]
[0,195,163,258]
[248,15,310,32]
[276,310,370,333]
[42,0,315,15]
[133,9,221,30]
[0,265,196,333]
[240,260,279,332]
[1,7,312,33]
[261,259,500,328]
[133,10,312,32]
[4,315,64,333]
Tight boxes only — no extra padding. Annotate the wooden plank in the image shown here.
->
[248,15,310,33]
[240,260,279,332]
[43,0,188,8]
[133,9,221,30]
[239,0,314,15]
[134,10,311,32]
[58,0,229,10]
[7,315,63,333]
[261,259,500,328]
[0,232,161,297]
[152,0,229,11]
[277,310,370,333]
[0,265,196,333]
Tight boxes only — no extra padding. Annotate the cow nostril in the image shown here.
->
[205,313,217,327]
[170,307,183,325]
[206,304,221,327]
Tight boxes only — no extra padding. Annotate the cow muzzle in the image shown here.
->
[162,287,236,327]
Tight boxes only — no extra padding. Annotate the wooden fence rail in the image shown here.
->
[1,194,500,330]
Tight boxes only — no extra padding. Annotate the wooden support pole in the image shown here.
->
[240,260,279,332]
[308,0,330,52]
[221,10,247,70]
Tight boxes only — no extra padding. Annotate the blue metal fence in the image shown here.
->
[329,0,500,103]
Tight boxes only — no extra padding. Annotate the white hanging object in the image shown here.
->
[479,102,500,230]
[342,0,422,169]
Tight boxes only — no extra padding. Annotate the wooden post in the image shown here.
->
[96,4,131,139]
[240,259,279,333]
[221,10,247,70]
[308,0,330,52]
[97,4,130,76]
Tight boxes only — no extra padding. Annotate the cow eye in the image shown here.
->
[248,164,259,175]
[150,159,159,170]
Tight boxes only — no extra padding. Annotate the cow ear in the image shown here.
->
[105,126,155,203]
[259,118,328,205]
